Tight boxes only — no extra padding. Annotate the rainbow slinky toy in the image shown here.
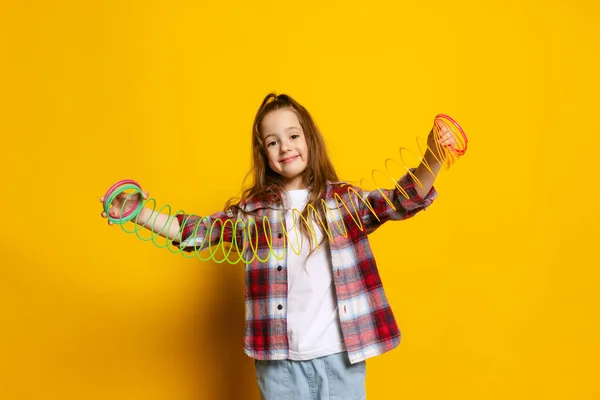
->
[102,114,468,264]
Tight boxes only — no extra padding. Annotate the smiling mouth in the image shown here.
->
[280,156,299,163]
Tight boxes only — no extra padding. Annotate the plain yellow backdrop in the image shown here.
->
[1,0,599,399]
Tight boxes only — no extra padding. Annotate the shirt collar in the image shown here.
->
[240,180,348,212]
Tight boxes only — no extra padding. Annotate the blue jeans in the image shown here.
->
[254,351,367,400]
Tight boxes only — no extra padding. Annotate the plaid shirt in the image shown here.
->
[173,169,437,364]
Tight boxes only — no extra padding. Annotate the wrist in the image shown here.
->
[135,207,152,226]
[424,148,444,169]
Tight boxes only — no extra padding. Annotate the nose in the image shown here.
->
[280,139,291,153]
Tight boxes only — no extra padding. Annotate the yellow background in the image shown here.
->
[1,1,599,399]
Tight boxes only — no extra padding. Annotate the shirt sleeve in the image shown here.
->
[354,167,438,235]
[170,209,246,253]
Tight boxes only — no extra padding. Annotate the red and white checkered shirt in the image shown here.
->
[173,169,437,364]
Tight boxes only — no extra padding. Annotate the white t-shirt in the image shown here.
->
[284,189,346,360]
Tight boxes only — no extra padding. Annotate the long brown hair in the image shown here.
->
[225,93,339,255]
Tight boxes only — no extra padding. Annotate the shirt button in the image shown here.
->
[277,266,282,271]
[277,304,283,310]
[277,233,283,239]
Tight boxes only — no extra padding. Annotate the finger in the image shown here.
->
[143,191,148,199]
[437,137,450,147]
[101,211,106,218]
[100,196,104,203]
[108,220,113,226]
[438,133,453,143]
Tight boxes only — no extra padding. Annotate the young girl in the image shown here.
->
[100,93,456,400]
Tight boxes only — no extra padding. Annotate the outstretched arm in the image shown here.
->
[101,191,183,240]
[413,124,457,198]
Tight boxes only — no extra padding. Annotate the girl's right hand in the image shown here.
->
[100,191,149,225]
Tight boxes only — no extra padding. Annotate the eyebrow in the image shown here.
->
[263,126,301,141]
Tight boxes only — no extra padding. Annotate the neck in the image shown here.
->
[283,176,307,191]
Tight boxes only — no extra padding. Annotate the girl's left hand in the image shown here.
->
[427,123,457,162]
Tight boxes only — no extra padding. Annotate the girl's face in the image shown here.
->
[261,108,309,190]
